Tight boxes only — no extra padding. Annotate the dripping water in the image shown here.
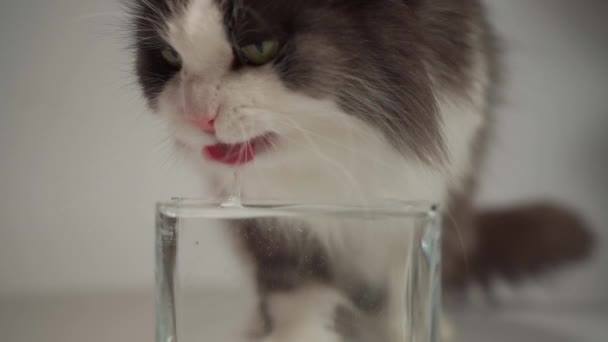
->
[220,170,243,208]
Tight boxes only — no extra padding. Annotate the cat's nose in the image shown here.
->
[187,112,217,134]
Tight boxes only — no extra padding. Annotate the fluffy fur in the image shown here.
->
[129,0,592,341]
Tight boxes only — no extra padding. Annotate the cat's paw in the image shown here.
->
[441,316,456,342]
[259,284,348,342]
[260,330,341,342]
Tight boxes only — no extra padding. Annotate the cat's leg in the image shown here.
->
[441,316,456,342]
[242,301,271,340]
[231,219,336,340]
[260,284,349,342]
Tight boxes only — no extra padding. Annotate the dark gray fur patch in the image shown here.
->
[444,202,595,292]
[337,277,386,313]
[233,218,388,311]
[232,218,332,293]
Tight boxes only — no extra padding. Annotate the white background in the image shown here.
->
[0,0,606,306]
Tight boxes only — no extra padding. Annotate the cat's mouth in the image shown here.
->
[203,134,275,166]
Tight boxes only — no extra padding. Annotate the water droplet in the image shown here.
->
[221,170,243,208]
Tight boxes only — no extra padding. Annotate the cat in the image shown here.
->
[129,0,593,341]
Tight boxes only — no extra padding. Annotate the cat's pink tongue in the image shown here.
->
[204,142,255,165]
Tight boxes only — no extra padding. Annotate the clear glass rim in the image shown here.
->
[157,198,439,220]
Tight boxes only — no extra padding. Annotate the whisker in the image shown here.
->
[271,118,395,170]
[266,121,370,202]
[443,209,472,281]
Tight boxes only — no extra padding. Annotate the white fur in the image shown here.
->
[154,1,487,340]
[261,284,350,342]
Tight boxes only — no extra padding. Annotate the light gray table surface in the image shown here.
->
[1,291,607,342]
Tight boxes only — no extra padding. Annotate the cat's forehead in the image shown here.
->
[155,0,232,72]
[136,0,337,34]
[168,0,227,47]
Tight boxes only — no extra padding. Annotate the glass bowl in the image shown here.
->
[156,199,441,342]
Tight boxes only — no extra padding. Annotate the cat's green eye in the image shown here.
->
[239,40,280,66]
[161,48,182,67]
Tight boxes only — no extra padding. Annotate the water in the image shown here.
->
[156,200,441,342]
[220,170,243,208]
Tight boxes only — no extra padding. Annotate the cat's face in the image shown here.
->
[131,0,446,198]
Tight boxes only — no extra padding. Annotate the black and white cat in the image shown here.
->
[129,0,592,341]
